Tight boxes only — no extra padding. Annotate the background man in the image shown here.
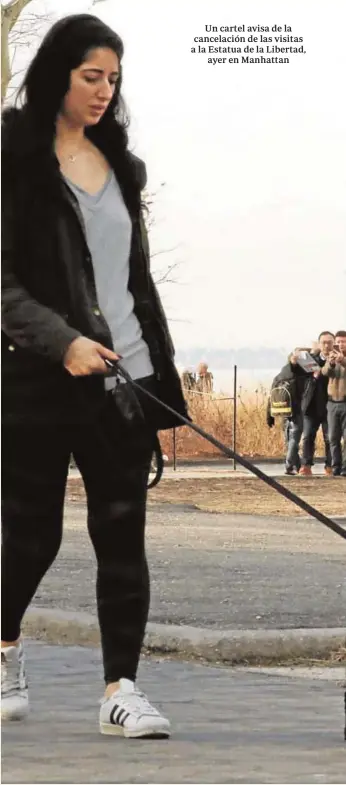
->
[294,332,334,476]
[267,350,309,474]
[196,362,214,394]
[181,368,196,391]
[322,330,346,476]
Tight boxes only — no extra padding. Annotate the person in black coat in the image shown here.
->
[291,332,334,476]
[267,352,308,474]
[267,336,334,475]
[1,14,188,736]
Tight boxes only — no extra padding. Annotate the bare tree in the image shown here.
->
[1,0,33,102]
[1,0,102,103]
[142,184,182,287]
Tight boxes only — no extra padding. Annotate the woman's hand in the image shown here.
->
[63,336,120,376]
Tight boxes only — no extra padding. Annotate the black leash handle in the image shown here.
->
[147,434,164,489]
[108,360,346,542]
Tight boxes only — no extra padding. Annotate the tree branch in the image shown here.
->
[152,261,181,286]
[151,246,179,258]
[1,0,53,103]
[2,0,33,30]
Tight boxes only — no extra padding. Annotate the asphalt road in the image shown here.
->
[32,502,346,630]
[2,641,345,784]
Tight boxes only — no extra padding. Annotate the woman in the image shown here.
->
[1,13,188,738]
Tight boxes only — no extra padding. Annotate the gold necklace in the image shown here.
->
[55,139,84,163]
[65,143,84,163]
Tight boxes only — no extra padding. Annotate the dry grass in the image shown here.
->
[149,476,346,518]
[330,645,346,664]
[160,387,325,460]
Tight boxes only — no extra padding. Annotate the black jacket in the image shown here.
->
[266,361,307,426]
[1,107,188,429]
[302,352,329,420]
[289,352,329,421]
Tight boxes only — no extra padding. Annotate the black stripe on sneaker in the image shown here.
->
[122,712,130,725]
[117,709,126,726]
[109,704,119,725]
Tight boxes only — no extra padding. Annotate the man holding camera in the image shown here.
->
[321,330,346,477]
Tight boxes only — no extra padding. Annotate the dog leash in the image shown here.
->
[105,360,346,542]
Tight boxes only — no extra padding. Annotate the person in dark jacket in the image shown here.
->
[267,351,308,474]
[1,15,188,737]
[290,332,334,476]
[181,368,196,391]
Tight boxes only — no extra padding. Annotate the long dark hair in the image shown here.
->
[12,14,139,211]
[18,15,126,132]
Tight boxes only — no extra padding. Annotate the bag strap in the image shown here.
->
[147,433,164,489]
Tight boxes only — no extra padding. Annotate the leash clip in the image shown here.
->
[104,358,120,380]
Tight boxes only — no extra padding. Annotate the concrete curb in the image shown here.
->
[23,608,346,664]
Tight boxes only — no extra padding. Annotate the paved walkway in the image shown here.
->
[2,642,345,784]
[162,461,327,479]
[33,504,346,630]
[70,460,328,480]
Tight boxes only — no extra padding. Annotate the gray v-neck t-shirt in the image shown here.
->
[66,170,154,383]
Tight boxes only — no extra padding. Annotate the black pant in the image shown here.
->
[327,400,346,472]
[1,379,155,684]
[301,415,331,468]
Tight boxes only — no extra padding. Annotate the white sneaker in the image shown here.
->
[99,678,170,738]
[1,641,29,721]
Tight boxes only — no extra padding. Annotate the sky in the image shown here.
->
[6,0,346,350]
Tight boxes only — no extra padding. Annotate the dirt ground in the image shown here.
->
[149,476,346,517]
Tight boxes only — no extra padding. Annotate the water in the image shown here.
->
[210,368,276,394]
